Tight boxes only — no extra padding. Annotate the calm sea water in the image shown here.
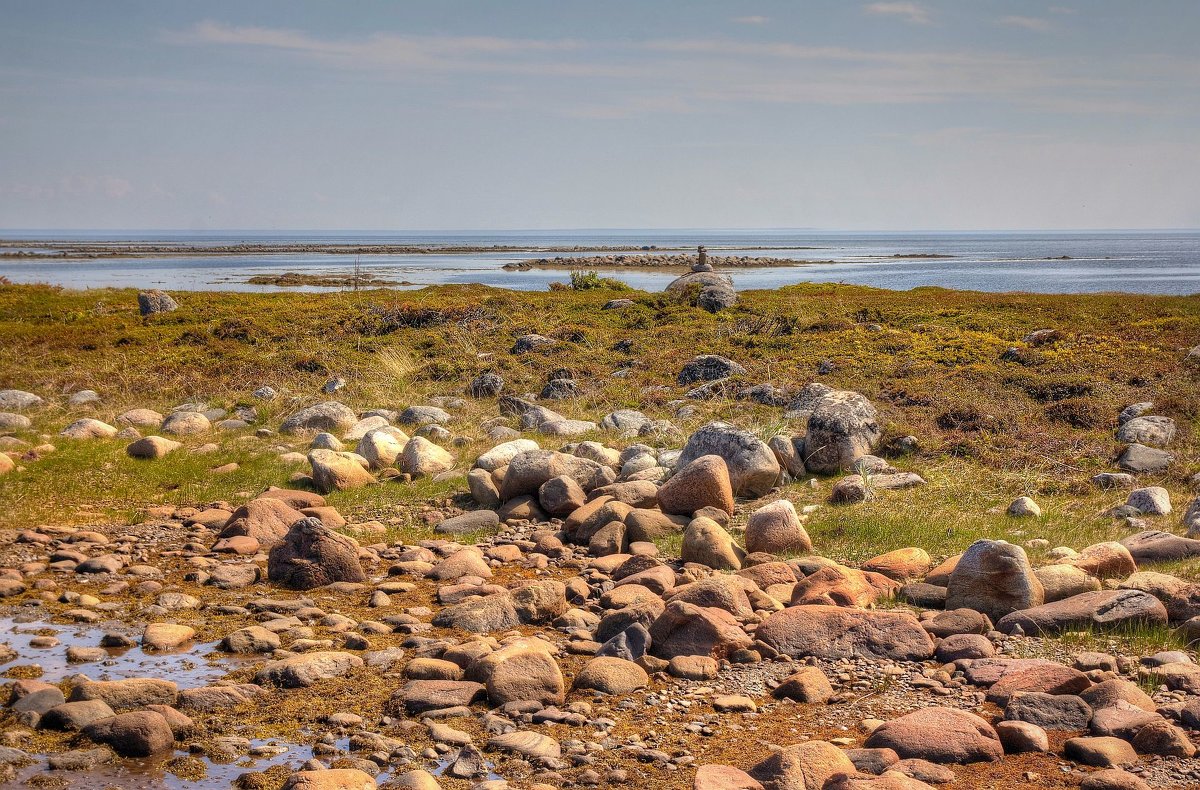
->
[1,230,1198,296]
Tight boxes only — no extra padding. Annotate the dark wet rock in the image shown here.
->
[83,710,174,757]
[268,517,365,590]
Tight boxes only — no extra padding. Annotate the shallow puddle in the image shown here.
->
[0,616,239,689]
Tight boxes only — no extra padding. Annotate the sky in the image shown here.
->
[1,0,1198,231]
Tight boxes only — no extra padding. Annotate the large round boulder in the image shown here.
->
[677,422,780,498]
[945,540,1043,621]
[267,517,366,590]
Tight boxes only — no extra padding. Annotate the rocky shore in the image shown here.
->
[505,254,815,271]
[0,282,1199,790]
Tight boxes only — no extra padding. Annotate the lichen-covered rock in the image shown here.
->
[803,390,882,475]
[138,290,179,315]
[681,517,744,571]
[995,589,1167,635]
[281,402,359,435]
[677,422,780,498]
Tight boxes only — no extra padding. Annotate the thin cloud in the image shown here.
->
[164,22,1196,117]
[732,16,769,25]
[864,3,931,25]
[999,15,1052,32]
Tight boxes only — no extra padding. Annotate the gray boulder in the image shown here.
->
[803,390,882,475]
[677,422,780,498]
[0,390,44,412]
[137,290,178,315]
[1117,416,1175,447]
[678,355,746,386]
[280,402,358,435]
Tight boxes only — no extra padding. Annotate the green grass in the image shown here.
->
[1,281,1198,564]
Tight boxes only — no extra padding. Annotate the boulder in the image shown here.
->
[945,540,1043,621]
[399,436,455,477]
[126,435,181,459]
[749,740,856,790]
[1117,416,1175,447]
[268,517,365,590]
[1035,564,1102,602]
[142,623,195,650]
[789,564,898,608]
[648,601,753,660]
[864,708,1002,764]
[658,455,736,516]
[1055,542,1136,580]
[803,390,882,475]
[772,666,834,703]
[256,652,364,687]
[677,422,780,498]
[281,402,359,435]
[216,497,306,549]
[392,680,486,714]
[694,764,764,790]
[666,270,737,312]
[282,769,377,790]
[160,411,210,436]
[678,355,746,386]
[137,289,178,315]
[861,548,931,581]
[995,589,1168,635]
[1126,486,1171,516]
[1117,444,1172,474]
[744,499,811,555]
[756,605,934,661]
[485,643,565,706]
[60,418,118,440]
[681,517,745,571]
[82,710,174,757]
[308,449,375,493]
[1121,530,1200,563]
[499,449,612,499]
[573,657,648,695]
[435,510,500,536]
[1063,736,1137,768]
[0,389,44,411]
[355,428,408,469]
[1003,692,1092,730]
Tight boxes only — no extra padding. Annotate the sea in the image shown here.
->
[1,229,1198,296]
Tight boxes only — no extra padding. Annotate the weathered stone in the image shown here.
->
[281,402,359,435]
[399,436,455,477]
[681,517,745,571]
[773,666,834,703]
[1117,416,1175,447]
[749,740,855,790]
[308,449,375,493]
[803,390,882,475]
[1063,736,1137,767]
[573,657,648,695]
[744,499,811,555]
[268,517,365,590]
[1003,692,1092,730]
[677,422,780,498]
[82,710,174,757]
[996,589,1167,635]
[945,540,1043,621]
[1117,444,1173,474]
[678,355,746,386]
[255,652,364,688]
[756,605,934,661]
[658,455,736,516]
[864,708,1002,764]
[649,601,752,660]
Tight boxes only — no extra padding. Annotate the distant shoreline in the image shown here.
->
[0,240,825,261]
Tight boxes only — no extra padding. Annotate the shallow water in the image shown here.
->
[2,230,1198,295]
[0,615,229,688]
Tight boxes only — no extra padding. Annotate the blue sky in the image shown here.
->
[1,1,1197,230]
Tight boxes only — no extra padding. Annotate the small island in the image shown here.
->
[505,253,825,271]
[245,271,413,287]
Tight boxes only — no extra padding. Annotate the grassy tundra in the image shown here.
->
[1,280,1198,577]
